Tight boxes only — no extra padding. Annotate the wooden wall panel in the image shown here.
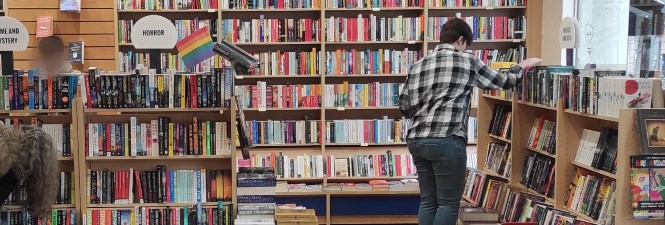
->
[7,0,117,71]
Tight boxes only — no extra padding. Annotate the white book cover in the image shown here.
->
[129,168,134,204]
[151,120,158,156]
[130,117,137,156]
[141,123,147,156]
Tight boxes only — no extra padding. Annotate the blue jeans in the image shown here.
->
[408,136,467,225]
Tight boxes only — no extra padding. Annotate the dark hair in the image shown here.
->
[439,18,473,46]
[38,36,65,57]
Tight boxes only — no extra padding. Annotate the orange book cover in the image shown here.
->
[36,16,53,38]
[47,77,53,109]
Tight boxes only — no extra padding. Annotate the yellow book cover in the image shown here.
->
[168,123,174,156]
[157,75,164,94]
[124,124,130,156]
[202,122,207,155]
[490,62,515,70]
[311,48,317,75]
[216,171,223,199]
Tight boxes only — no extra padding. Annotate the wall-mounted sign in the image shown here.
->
[0,17,29,51]
[131,15,178,49]
[560,17,580,49]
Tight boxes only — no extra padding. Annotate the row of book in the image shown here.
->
[245,119,321,144]
[221,0,318,8]
[86,118,232,157]
[484,142,511,178]
[574,128,618,174]
[500,188,596,224]
[488,105,512,140]
[278,179,419,193]
[2,209,76,225]
[4,171,75,206]
[428,16,526,41]
[327,0,424,8]
[117,0,219,10]
[429,0,526,7]
[118,52,223,73]
[2,119,75,157]
[247,49,320,76]
[0,71,78,110]
[325,15,424,42]
[221,18,321,43]
[81,68,234,109]
[87,167,233,204]
[327,152,415,177]
[238,154,325,178]
[326,117,409,144]
[520,153,555,198]
[118,19,219,44]
[86,205,233,225]
[235,84,322,109]
[325,49,422,76]
[471,46,526,65]
[324,82,401,108]
[565,168,616,223]
[463,169,506,210]
[468,117,478,143]
[527,115,556,154]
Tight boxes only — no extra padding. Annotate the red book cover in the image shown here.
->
[396,155,402,176]
[92,210,98,225]
[251,86,258,108]
[284,53,289,75]
[105,124,111,156]
[190,76,198,108]
[36,16,53,38]
[134,170,143,202]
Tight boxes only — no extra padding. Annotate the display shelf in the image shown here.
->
[563,206,599,224]
[482,167,509,180]
[571,161,616,180]
[512,184,554,204]
[525,146,555,159]
[489,134,511,143]
[564,109,619,122]
[330,215,417,224]
[86,155,232,161]
[481,94,513,102]
[58,156,74,161]
[519,101,557,111]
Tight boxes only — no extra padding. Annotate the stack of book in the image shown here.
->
[520,154,555,198]
[236,167,277,225]
[389,179,419,192]
[324,82,400,108]
[86,117,232,157]
[236,83,322,109]
[327,151,416,178]
[428,16,526,41]
[4,209,76,225]
[326,117,410,144]
[526,115,556,154]
[0,71,79,110]
[237,153,324,179]
[574,128,618,174]
[245,119,321,145]
[221,18,321,43]
[458,207,499,225]
[325,15,423,42]
[287,184,323,192]
[564,168,616,223]
[275,206,318,225]
[488,105,512,140]
[324,49,422,75]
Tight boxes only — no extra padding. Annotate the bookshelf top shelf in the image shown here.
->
[118,9,218,13]
[482,94,512,102]
[325,7,423,11]
[429,6,526,10]
[563,109,619,123]
[83,108,229,114]
[571,161,617,180]
[86,155,232,161]
[518,101,557,111]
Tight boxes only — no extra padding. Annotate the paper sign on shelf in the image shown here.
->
[208,9,216,12]
[360,143,369,147]
[372,8,380,11]
[236,75,244,79]
[0,17,29,51]
[407,41,416,44]
[560,17,580,49]
[131,15,178,49]
[337,107,345,111]
[258,107,266,112]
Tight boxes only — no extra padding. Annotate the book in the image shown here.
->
[86,117,231,157]
[3,209,75,225]
[574,127,618,173]
[499,188,548,222]
[326,151,416,178]
[428,16,526,41]
[236,83,322,109]
[60,0,80,12]
[564,168,616,223]
[526,115,556,154]
[325,15,423,42]
[429,0,526,7]
[324,82,400,108]
[119,18,218,43]
[118,0,219,10]
[326,117,410,144]
[636,109,665,154]
[458,208,498,222]
[630,155,665,219]
[90,204,234,225]
[519,66,574,108]
[36,16,54,38]
[471,46,527,65]
[463,169,506,209]
[468,117,478,144]
[222,0,317,9]
[520,153,555,198]
[1,120,73,157]
[69,41,84,65]
[4,171,75,205]
[325,49,422,75]
[484,142,511,178]
[327,0,422,8]
[237,153,324,178]
[236,167,276,222]
[222,18,321,43]
[242,49,320,76]
[244,119,321,145]
[487,105,512,140]
[86,167,232,204]
[0,72,79,110]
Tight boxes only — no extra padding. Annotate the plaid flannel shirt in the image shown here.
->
[399,44,519,140]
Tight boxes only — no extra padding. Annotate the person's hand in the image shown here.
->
[518,58,543,69]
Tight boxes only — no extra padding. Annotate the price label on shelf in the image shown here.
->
[456,13,462,18]
[361,143,369,147]
[486,6,494,10]
[372,8,380,11]
[512,39,521,43]
[208,9,216,12]
[236,76,244,79]
[259,108,266,112]
[337,107,345,111]
[407,41,416,44]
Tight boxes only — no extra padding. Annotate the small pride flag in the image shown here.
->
[176,27,216,68]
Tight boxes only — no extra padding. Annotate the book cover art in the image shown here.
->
[36,16,53,38]
[60,0,81,12]
[334,158,349,177]
[120,210,130,225]
[624,79,654,109]
[631,155,665,219]
[69,41,84,64]
[631,167,649,206]
[650,168,665,202]
[636,109,665,154]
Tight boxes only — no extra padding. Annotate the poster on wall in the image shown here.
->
[60,0,81,12]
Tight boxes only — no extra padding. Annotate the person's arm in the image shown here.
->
[399,67,419,118]
[472,56,520,90]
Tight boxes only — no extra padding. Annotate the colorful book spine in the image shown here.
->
[326,117,410,144]
[325,15,423,42]
[520,153,555,198]
[3,172,75,206]
[324,82,400,108]
[526,115,557,154]
[245,119,321,144]
[326,151,415,178]
[564,168,616,222]
[132,205,233,225]
[238,153,325,178]
[236,83,322,109]
[0,73,79,110]
[0,120,72,157]
[118,52,222,73]
[86,117,231,157]
[325,49,422,75]
[245,49,320,76]
[471,46,527,64]
[327,0,423,8]
[222,0,317,9]
[86,167,232,204]
[4,209,76,225]
[484,142,511,178]
[428,16,526,41]
[117,0,219,10]
[222,18,321,43]
[429,0,526,7]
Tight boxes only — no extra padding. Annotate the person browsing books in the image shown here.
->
[398,18,541,225]
[38,36,73,74]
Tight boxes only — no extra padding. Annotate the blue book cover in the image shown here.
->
[196,170,202,203]
[237,195,275,203]
[169,171,174,203]
[28,69,36,109]
[120,210,130,225]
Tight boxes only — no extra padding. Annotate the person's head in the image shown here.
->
[38,36,67,73]
[439,18,474,51]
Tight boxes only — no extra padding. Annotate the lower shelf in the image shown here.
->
[330,215,417,224]
[277,191,419,196]
[87,202,221,208]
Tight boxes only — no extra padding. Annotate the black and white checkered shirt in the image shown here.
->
[399,44,518,140]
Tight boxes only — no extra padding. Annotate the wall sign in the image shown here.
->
[0,17,29,51]
[131,15,178,49]
[560,17,580,49]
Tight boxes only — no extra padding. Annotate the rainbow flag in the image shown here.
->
[176,27,216,68]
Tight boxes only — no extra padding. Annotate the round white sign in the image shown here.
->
[560,17,580,49]
[131,15,178,49]
[0,17,29,51]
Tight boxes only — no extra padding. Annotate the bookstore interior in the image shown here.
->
[4,0,665,225]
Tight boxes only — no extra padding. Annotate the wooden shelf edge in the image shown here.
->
[489,134,511,143]
[482,167,509,180]
[519,101,557,111]
[564,206,600,224]
[86,155,232,161]
[571,161,617,179]
[482,94,513,102]
[510,183,554,204]
[563,109,619,123]
[525,146,556,158]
